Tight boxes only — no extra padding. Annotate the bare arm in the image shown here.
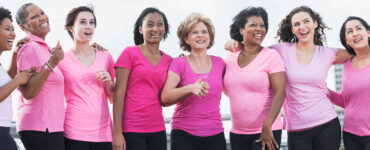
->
[161,71,208,107]
[0,69,34,102]
[334,48,353,64]
[112,68,129,150]
[257,71,286,150]
[7,51,18,79]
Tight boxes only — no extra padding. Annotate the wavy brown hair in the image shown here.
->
[276,6,329,46]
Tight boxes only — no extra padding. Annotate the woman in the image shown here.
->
[330,16,370,150]
[112,7,171,150]
[225,6,352,150]
[59,6,115,150]
[15,3,65,150]
[223,7,286,150]
[161,13,226,150]
[0,7,33,150]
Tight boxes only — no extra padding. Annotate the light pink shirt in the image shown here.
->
[114,46,172,133]
[224,48,285,134]
[169,56,224,137]
[16,35,65,132]
[58,50,115,142]
[331,60,370,136]
[272,43,338,131]
[0,65,12,127]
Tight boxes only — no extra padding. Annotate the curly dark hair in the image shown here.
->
[230,7,268,43]
[65,5,96,40]
[339,16,370,55]
[276,6,329,46]
[0,7,13,24]
[134,7,169,45]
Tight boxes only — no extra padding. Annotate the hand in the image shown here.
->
[112,132,126,150]
[15,37,31,53]
[49,40,64,68]
[224,39,243,52]
[256,124,279,150]
[96,70,112,84]
[15,68,35,85]
[92,42,107,51]
[191,78,209,98]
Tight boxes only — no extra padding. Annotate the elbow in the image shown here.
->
[22,93,36,100]
[160,94,172,107]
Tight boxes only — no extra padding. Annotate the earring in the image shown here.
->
[293,35,298,42]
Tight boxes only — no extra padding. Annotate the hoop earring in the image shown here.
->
[293,35,298,42]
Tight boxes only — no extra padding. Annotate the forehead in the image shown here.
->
[0,18,12,26]
[143,13,163,22]
[26,4,42,15]
[190,22,207,30]
[291,11,311,22]
[76,11,95,20]
[246,16,264,23]
[346,20,363,29]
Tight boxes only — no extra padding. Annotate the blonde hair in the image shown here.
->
[177,13,215,52]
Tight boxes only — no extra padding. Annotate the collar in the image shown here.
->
[27,34,47,45]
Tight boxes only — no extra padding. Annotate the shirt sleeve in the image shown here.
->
[17,44,44,72]
[168,58,182,77]
[114,47,133,70]
[267,50,285,74]
[106,52,116,78]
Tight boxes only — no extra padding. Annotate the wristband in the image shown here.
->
[46,62,54,71]
[44,62,53,72]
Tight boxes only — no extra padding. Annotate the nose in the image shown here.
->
[10,31,16,38]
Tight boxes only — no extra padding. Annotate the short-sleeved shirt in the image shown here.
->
[0,65,12,127]
[331,60,370,136]
[271,42,338,131]
[58,50,115,142]
[169,56,224,137]
[114,46,172,133]
[16,34,65,132]
[224,48,285,134]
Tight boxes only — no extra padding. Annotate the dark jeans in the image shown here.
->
[64,137,112,150]
[19,129,64,150]
[123,130,166,150]
[230,130,282,150]
[0,127,18,150]
[343,131,370,150]
[288,118,341,150]
[171,129,226,150]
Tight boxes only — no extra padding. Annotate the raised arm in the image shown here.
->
[334,48,353,64]
[257,71,286,150]
[112,67,129,150]
[161,71,208,107]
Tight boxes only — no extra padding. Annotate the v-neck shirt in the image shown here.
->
[58,50,115,142]
[169,56,225,137]
[272,42,338,131]
[114,45,172,133]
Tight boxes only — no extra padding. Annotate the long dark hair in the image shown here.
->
[339,16,370,55]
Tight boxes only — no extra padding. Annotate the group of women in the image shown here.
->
[0,2,368,150]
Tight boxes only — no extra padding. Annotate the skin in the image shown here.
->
[0,18,34,103]
[112,12,166,150]
[18,4,64,100]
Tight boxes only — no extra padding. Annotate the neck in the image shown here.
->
[141,42,160,54]
[189,48,208,61]
[296,40,316,51]
[243,44,262,55]
[354,46,370,60]
[73,41,93,55]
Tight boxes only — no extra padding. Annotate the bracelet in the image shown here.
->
[44,62,54,72]
[46,62,54,71]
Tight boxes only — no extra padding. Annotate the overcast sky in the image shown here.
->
[0,0,368,116]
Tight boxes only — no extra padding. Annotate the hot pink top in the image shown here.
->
[169,56,224,137]
[58,50,115,142]
[223,48,285,134]
[16,35,65,132]
[114,46,172,133]
[331,59,370,136]
[271,43,338,131]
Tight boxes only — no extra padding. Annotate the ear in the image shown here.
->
[19,24,28,32]
[68,26,75,34]
[314,20,318,29]
[239,28,244,36]
[185,36,190,45]
[139,26,143,34]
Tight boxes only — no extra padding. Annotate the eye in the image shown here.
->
[249,23,257,27]
[147,23,154,27]
[304,20,309,23]
[202,30,208,34]
[293,22,299,27]
[90,21,95,25]
[31,15,38,19]
[347,30,353,34]
[80,20,86,24]
[260,24,265,28]
[157,22,163,27]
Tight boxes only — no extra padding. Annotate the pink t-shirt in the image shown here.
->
[16,34,65,132]
[58,50,115,142]
[272,43,338,131]
[331,60,370,136]
[223,48,285,134]
[114,46,172,133]
[169,56,224,137]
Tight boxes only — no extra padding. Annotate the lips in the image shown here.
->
[196,39,206,44]
[84,32,92,36]
[254,33,263,39]
[353,37,362,44]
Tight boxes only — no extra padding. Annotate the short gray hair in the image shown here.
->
[16,3,34,25]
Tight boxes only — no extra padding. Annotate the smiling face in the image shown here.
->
[185,22,210,51]
[291,11,317,44]
[69,11,95,43]
[139,12,165,44]
[0,18,16,51]
[240,16,266,46]
[21,4,50,39]
[345,19,370,51]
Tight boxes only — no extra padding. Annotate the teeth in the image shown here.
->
[354,38,361,42]
[254,34,262,38]
[7,39,14,43]
[84,32,92,35]
[41,23,48,27]
[196,40,205,44]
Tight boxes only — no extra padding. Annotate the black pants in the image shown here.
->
[288,118,341,150]
[230,130,282,150]
[18,130,64,150]
[0,127,18,150]
[65,137,112,150]
[343,131,370,150]
[171,129,226,150]
[123,130,166,150]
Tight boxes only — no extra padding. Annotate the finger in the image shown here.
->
[56,40,61,49]
[261,141,265,150]
[273,138,279,149]
[196,78,202,83]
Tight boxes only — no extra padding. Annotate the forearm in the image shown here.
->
[7,51,18,79]
[113,92,124,134]
[20,68,50,99]
[105,80,115,103]
[0,79,20,102]
[161,85,194,106]
[263,92,285,127]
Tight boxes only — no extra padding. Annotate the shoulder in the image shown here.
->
[317,45,337,56]
[262,47,282,58]
[210,55,225,66]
